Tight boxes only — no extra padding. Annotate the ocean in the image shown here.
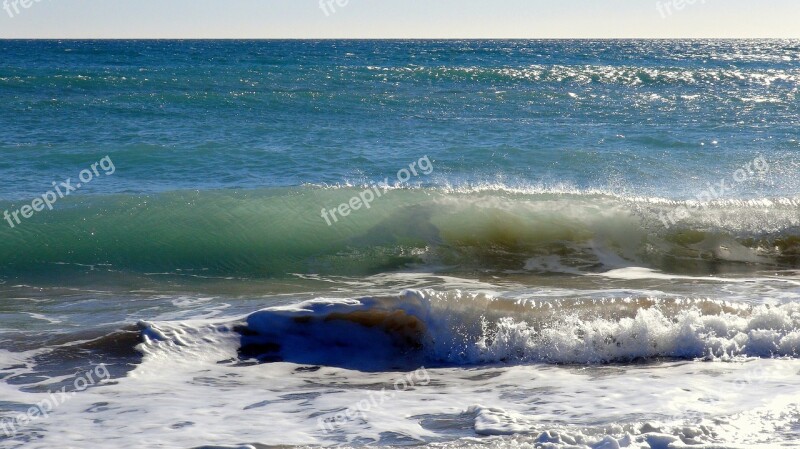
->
[0,39,799,448]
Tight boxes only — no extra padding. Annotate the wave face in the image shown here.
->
[235,290,800,369]
[1,187,799,278]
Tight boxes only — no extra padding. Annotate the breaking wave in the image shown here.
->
[229,290,800,369]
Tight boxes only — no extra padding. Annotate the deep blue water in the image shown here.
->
[1,40,798,199]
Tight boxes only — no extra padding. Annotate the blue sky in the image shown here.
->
[1,0,798,39]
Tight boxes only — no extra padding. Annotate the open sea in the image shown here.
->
[1,40,800,448]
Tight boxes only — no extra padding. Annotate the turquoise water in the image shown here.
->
[0,40,799,279]
[1,40,800,449]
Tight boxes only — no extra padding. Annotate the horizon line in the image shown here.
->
[2,37,799,41]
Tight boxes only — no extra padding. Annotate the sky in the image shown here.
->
[0,0,799,39]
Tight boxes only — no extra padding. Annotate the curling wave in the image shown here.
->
[0,187,798,279]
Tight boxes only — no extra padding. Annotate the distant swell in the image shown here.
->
[231,290,800,369]
[367,64,800,88]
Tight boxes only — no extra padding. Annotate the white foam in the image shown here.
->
[4,291,800,448]
[596,267,740,282]
[6,351,798,449]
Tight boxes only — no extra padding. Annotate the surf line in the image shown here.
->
[320,155,434,226]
